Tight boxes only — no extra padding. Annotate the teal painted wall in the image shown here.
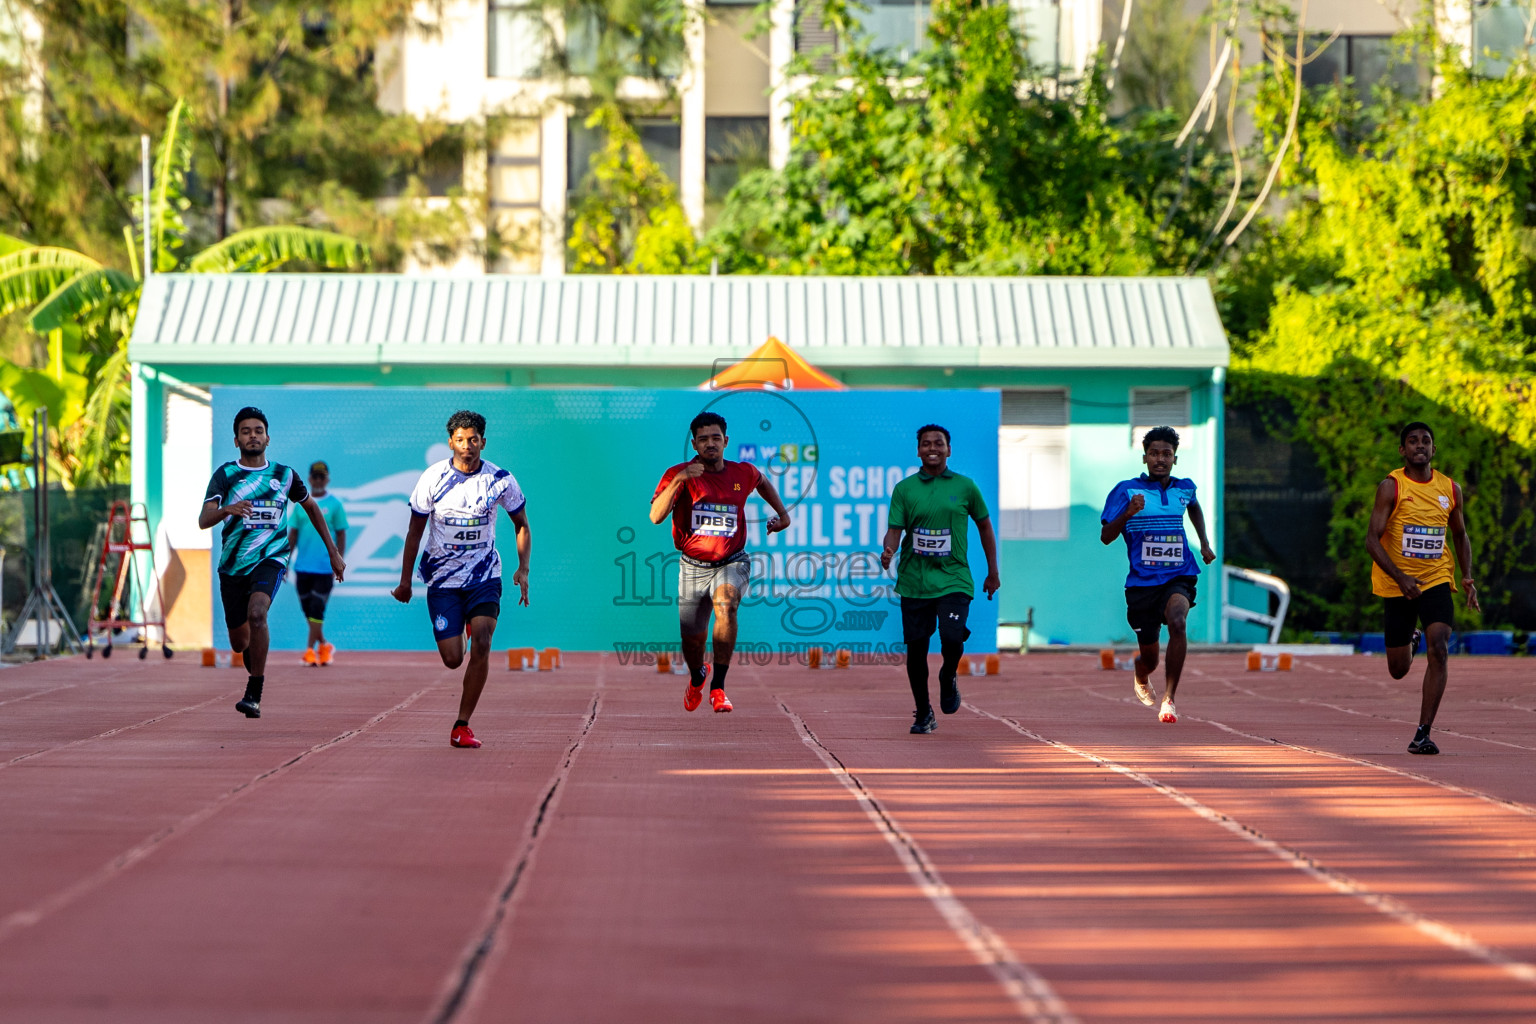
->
[138,360,1225,647]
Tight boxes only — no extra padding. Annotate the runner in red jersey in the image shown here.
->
[650,411,791,713]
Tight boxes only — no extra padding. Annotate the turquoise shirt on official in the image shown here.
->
[286,492,348,574]
[888,468,990,599]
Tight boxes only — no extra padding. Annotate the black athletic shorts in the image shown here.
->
[900,593,973,648]
[218,558,286,631]
[294,571,335,622]
[1383,582,1454,648]
[1125,575,1198,646]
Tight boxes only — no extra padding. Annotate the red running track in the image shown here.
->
[1,650,1535,1022]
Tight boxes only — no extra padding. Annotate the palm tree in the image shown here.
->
[0,100,368,487]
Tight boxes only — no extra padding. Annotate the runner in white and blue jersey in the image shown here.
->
[200,406,346,720]
[392,410,531,749]
[1100,426,1216,725]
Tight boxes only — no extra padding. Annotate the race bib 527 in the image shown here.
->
[912,528,952,557]
[1140,534,1186,565]
[1401,524,1446,560]
[691,502,738,537]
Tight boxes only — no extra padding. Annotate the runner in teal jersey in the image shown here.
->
[200,407,346,719]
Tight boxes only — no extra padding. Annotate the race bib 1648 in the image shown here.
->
[1140,534,1186,565]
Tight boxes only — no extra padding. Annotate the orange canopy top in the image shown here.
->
[700,336,845,391]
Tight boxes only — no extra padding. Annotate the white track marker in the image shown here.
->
[967,702,1536,987]
[779,701,1079,1024]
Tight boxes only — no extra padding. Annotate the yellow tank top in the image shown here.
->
[1371,468,1458,598]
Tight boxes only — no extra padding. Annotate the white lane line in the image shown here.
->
[2,689,240,770]
[1219,678,1536,752]
[0,683,436,944]
[432,680,605,1024]
[780,700,1079,1024]
[1081,684,1536,821]
[0,684,76,708]
[966,701,1536,988]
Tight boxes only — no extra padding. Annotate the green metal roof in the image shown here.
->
[128,273,1230,370]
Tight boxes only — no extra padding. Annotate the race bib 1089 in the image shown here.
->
[1401,524,1446,560]
[691,502,738,537]
[1140,534,1186,565]
[912,528,952,557]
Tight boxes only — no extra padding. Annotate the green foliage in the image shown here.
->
[0,0,464,268]
[702,0,1226,275]
[1225,57,1536,628]
[0,102,369,489]
[567,105,701,273]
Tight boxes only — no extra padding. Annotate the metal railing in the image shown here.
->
[1221,564,1290,644]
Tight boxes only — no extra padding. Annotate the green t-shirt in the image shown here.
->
[204,460,309,576]
[888,469,990,599]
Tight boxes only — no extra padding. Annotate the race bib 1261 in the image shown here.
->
[1140,533,1186,565]
[691,502,738,537]
[912,527,952,557]
[1401,524,1446,560]
[243,499,283,530]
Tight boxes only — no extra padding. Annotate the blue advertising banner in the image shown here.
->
[209,387,999,655]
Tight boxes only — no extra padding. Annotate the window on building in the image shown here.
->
[1013,0,1060,70]
[1473,1,1536,77]
[489,121,542,270]
[567,117,682,197]
[853,0,931,59]
[565,5,684,78]
[998,389,1069,541]
[1130,388,1190,449]
[489,1,545,79]
[706,117,770,203]
[1297,34,1422,99]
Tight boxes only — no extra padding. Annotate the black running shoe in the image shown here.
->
[910,708,936,734]
[235,697,261,719]
[1407,735,1439,755]
[939,677,961,715]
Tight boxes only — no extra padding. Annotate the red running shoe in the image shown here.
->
[684,683,704,712]
[450,724,482,748]
[710,688,733,713]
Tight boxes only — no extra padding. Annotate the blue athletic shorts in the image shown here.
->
[426,578,502,641]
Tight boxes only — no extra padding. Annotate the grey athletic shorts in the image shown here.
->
[677,552,749,633]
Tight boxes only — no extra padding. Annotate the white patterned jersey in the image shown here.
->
[408,458,526,588]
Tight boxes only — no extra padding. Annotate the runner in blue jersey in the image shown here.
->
[200,407,346,719]
[1100,426,1215,725]
[392,410,532,749]
[286,460,348,666]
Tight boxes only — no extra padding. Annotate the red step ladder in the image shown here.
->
[86,501,173,660]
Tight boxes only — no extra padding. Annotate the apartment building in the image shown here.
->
[377,0,1533,275]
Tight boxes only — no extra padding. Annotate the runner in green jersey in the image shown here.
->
[880,424,1000,735]
[200,407,346,719]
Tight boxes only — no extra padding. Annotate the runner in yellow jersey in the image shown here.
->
[1364,422,1478,755]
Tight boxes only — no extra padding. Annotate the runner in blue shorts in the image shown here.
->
[393,410,532,748]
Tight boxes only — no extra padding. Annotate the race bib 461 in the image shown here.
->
[1401,524,1446,560]
[443,514,491,551]
[691,502,738,537]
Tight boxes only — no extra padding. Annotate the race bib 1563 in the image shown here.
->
[243,499,283,530]
[913,527,952,557]
[1140,534,1186,565]
[1401,524,1446,560]
[691,502,738,537]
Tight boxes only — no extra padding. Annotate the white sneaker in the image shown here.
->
[1133,675,1155,707]
[1159,699,1178,724]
